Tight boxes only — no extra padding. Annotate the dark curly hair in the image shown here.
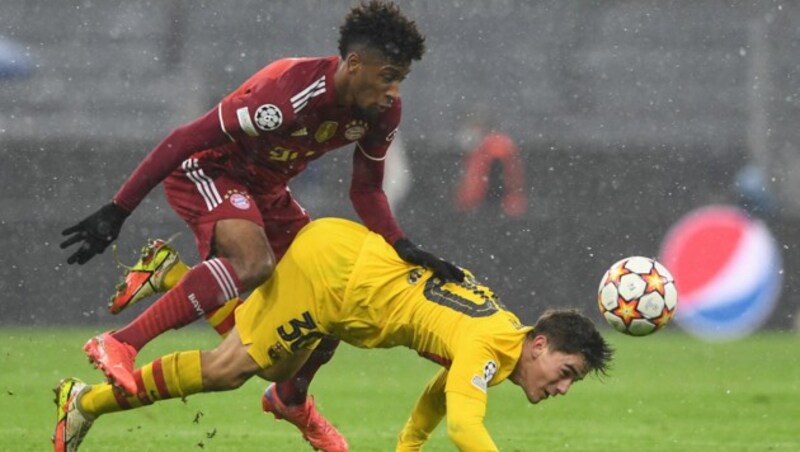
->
[529,309,614,377]
[338,1,426,66]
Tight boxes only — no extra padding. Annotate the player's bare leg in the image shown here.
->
[85,219,272,394]
[199,327,309,390]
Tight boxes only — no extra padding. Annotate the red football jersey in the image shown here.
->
[206,56,402,191]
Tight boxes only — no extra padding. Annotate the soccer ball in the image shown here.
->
[597,256,678,336]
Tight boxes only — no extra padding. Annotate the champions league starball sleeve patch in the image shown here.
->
[471,360,498,393]
[483,360,498,381]
[254,104,283,131]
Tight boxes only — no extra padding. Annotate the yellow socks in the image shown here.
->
[78,350,203,417]
[162,259,190,289]
[205,298,243,337]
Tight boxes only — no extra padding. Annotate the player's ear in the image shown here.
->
[345,52,362,73]
[530,334,548,359]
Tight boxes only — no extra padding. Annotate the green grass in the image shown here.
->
[2,327,800,451]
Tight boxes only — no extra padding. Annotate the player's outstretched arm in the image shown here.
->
[397,368,448,451]
[349,142,463,282]
[60,107,230,265]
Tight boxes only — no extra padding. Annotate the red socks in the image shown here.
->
[113,258,241,351]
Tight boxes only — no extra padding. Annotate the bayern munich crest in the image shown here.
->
[229,193,251,210]
[344,120,368,141]
[254,104,283,131]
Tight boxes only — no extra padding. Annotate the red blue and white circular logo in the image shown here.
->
[660,205,782,341]
[229,193,251,210]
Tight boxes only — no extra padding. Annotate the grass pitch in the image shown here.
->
[1,327,799,451]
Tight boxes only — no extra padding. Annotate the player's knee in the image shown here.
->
[251,255,275,285]
[213,222,276,290]
[231,253,275,290]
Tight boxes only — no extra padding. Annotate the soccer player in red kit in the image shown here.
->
[59,2,462,450]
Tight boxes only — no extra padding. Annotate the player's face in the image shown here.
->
[345,51,410,118]
[512,336,588,404]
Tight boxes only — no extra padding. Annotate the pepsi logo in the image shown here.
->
[660,205,783,341]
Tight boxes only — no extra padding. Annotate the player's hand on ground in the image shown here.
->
[60,202,130,264]
[393,238,465,283]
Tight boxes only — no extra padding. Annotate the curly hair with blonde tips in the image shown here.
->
[338,1,426,66]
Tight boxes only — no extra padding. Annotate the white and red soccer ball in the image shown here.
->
[597,256,678,336]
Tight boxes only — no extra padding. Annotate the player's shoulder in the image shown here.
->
[231,56,337,120]
[260,56,337,86]
[469,308,531,340]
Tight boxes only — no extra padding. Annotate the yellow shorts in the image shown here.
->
[234,218,366,368]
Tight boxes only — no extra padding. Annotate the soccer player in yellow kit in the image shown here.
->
[53,218,613,451]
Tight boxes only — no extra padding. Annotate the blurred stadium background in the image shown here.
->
[2,0,799,334]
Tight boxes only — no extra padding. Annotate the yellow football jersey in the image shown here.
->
[240,217,531,387]
[236,218,532,450]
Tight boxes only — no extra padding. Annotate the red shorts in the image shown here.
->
[163,162,309,261]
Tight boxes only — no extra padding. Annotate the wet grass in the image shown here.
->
[1,327,799,451]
